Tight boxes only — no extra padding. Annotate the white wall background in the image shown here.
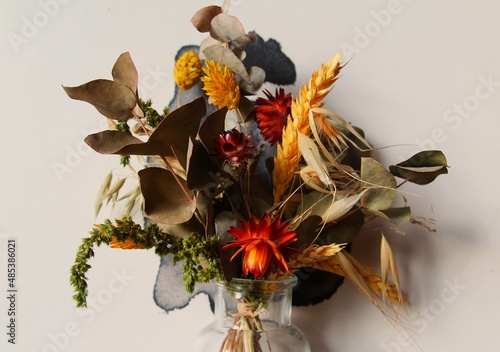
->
[1,0,499,351]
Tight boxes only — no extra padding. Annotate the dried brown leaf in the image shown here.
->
[186,137,220,192]
[239,66,265,94]
[84,130,161,155]
[360,157,396,211]
[191,5,222,32]
[198,107,227,154]
[231,31,257,48]
[148,96,206,168]
[209,13,246,43]
[63,79,136,120]
[111,52,138,95]
[203,45,250,83]
[139,168,196,225]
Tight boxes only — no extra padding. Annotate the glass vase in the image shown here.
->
[194,275,311,352]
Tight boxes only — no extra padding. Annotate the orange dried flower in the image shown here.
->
[223,214,297,278]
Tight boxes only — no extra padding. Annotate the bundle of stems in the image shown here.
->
[219,299,269,352]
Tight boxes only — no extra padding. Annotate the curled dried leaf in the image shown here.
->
[389,150,448,185]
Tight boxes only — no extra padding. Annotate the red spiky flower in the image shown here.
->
[213,129,256,163]
[254,88,292,145]
[222,214,297,278]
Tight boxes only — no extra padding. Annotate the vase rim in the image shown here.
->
[216,275,298,292]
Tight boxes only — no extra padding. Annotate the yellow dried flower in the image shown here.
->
[173,50,202,90]
[201,60,240,110]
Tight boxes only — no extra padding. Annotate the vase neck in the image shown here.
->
[214,276,297,329]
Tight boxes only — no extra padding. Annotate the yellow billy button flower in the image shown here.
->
[223,214,297,278]
[173,50,202,90]
[201,60,240,110]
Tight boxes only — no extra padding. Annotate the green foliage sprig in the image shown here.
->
[139,98,169,129]
[69,216,223,308]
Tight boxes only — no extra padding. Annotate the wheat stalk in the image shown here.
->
[269,245,403,305]
[272,53,343,203]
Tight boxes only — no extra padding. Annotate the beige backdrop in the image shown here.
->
[1,0,499,351]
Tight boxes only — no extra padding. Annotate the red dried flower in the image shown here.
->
[222,214,297,278]
[213,129,256,163]
[254,88,292,145]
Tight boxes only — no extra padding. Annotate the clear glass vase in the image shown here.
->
[194,275,311,352]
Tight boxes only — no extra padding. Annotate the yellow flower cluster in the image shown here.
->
[173,50,202,90]
[201,60,240,110]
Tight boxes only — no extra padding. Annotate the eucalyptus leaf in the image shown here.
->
[236,97,255,122]
[360,157,396,211]
[84,130,162,156]
[86,98,206,161]
[203,45,251,83]
[148,97,207,168]
[231,31,258,49]
[198,107,227,154]
[239,66,265,94]
[158,216,206,239]
[139,167,196,225]
[191,5,222,33]
[319,210,364,245]
[372,207,412,225]
[293,215,323,248]
[111,52,138,95]
[63,79,136,120]
[215,211,243,282]
[389,150,448,185]
[186,137,221,192]
[209,13,246,43]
